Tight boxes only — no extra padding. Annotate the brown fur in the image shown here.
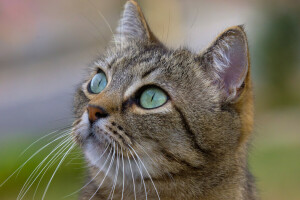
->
[72,1,258,199]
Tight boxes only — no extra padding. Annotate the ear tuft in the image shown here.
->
[115,0,157,44]
[202,26,249,102]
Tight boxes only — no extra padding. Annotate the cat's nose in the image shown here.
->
[87,105,108,123]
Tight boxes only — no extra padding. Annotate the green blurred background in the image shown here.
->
[0,0,299,199]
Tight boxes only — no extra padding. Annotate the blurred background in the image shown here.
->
[0,0,299,199]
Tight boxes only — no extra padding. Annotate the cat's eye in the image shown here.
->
[139,87,168,109]
[89,71,107,94]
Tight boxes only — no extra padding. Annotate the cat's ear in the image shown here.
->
[115,0,158,43]
[201,26,250,103]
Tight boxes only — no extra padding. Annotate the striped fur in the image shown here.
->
[72,1,258,199]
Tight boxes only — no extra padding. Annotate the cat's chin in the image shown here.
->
[84,136,111,168]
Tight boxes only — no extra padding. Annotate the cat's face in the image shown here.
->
[72,0,252,182]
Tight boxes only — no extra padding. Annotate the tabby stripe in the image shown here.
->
[107,58,116,69]
[123,47,160,70]
[122,54,142,70]
[141,66,160,79]
[142,135,203,170]
[174,106,211,156]
[160,148,202,170]
[121,99,135,113]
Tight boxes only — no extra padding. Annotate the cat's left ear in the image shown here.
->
[115,0,158,44]
[201,26,250,103]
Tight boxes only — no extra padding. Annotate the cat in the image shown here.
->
[72,0,258,199]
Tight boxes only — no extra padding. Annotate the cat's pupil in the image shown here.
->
[151,93,156,102]
[98,79,102,87]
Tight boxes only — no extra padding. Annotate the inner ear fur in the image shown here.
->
[201,25,250,103]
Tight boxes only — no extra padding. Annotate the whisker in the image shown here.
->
[18,138,73,200]
[66,143,108,166]
[65,152,84,166]
[165,8,171,44]
[136,143,175,182]
[86,0,114,38]
[89,142,116,200]
[41,142,76,200]
[129,149,147,200]
[129,145,160,200]
[32,139,74,200]
[121,148,125,200]
[16,131,72,179]
[0,132,70,187]
[46,127,72,142]
[127,152,136,200]
[77,10,108,46]
[135,143,156,164]
[64,144,113,198]
[18,128,70,158]
[108,144,119,200]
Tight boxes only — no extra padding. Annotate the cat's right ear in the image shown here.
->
[115,0,159,44]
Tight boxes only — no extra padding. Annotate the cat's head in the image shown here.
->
[72,0,253,182]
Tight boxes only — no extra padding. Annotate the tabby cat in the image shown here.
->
[72,0,258,199]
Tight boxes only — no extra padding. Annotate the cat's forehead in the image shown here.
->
[101,43,198,80]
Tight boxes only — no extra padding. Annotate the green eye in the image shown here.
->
[89,72,107,94]
[140,87,168,109]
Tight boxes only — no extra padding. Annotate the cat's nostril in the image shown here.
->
[95,112,101,118]
[87,105,108,123]
[95,112,108,119]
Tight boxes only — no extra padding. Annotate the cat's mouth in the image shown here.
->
[73,111,131,147]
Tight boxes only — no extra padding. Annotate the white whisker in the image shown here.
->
[89,142,116,200]
[86,0,116,44]
[65,152,83,166]
[135,143,156,164]
[18,138,72,200]
[127,152,136,200]
[41,142,76,200]
[32,140,74,200]
[19,128,70,158]
[0,132,70,187]
[136,143,174,182]
[129,149,147,200]
[121,148,125,200]
[129,145,160,200]
[16,131,72,179]
[108,144,119,200]
[65,144,113,198]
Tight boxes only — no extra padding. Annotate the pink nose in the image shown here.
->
[87,105,108,123]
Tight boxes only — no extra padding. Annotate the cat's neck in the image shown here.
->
[82,163,257,200]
